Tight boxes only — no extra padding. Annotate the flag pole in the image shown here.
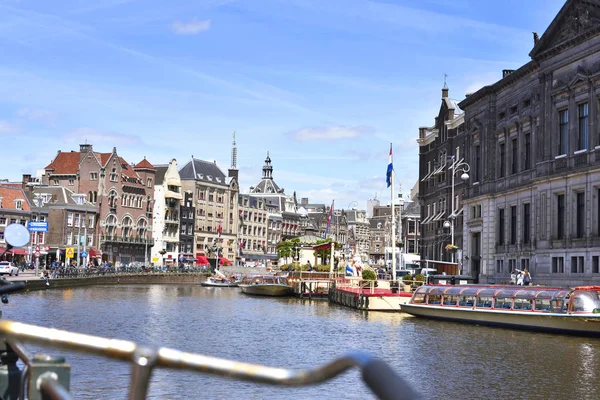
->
[391,158,396,282]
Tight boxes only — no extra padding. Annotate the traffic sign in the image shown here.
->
[81,251,88,257]
[28,221,48,232]
[34,251,41,258]
[66,247,74,258]
[35,245,40,252]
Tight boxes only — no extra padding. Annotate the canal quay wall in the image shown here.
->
[16,273,209,292]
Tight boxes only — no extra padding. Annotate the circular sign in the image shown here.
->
[35,251,41,258]
[81,251,88,257]
[4,223,30,247]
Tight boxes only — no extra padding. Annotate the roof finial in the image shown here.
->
[443,73,448,89]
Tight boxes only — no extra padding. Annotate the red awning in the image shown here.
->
[196,255,210,265]
[88,248,102,257]
[9,248,28,255]
[220,257,231,266]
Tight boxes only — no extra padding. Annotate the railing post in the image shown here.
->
[0,341,21,400]
[128,346,158,400]
[28,354,70,400]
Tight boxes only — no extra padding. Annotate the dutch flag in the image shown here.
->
[386,144,393,188]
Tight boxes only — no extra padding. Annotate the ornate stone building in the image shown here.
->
[238,194,268,264]
[456,0,600,286]
[151,159,182,266]
[42,144,155,265]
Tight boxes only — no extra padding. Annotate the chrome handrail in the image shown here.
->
[0,320,420,400]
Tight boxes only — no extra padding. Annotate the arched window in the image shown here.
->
[108,190,118,208]
[122,216,133,238]
[106,215,117,237]
[137,219,147,238]
[122,194,127,206]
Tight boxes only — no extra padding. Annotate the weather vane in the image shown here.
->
[444,73,448,88]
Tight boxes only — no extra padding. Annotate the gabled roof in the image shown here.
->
[251,178,282,195]
[0,186,31,211]
[154,165,168,185]
[24,186,94,207]
[529,0,600,60]
[44,151,80,175]
[179,157,228,186]
[134,157,155,170]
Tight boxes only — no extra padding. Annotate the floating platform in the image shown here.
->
[328,279,413,311]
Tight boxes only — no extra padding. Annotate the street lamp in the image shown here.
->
[445,155,470,264]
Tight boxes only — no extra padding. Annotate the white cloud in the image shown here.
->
[0,121,19,134]
[62,127,142,145]
[171,18,211,35]
[17,108,57,122]
[289,125,375,142]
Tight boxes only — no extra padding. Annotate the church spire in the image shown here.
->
[231,131,237,169]
[262,151,273,179]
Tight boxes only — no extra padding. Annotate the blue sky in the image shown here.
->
[0,0,564,209]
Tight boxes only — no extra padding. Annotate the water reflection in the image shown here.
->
[4,285,600,400]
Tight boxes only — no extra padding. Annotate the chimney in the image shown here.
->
[79,144,92,153]
[503,69,515,78]
[301,198,308,205]
[22,174,31,190]
[442,87,449,98]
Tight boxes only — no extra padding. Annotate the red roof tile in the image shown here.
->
[0,186,31,211]
[44,152,80,175]
[134,157,155,170]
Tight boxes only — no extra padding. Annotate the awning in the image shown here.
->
[5,248,27,255]
[219,257,232,266]
[88,247,102,258]
[196,255,210,265]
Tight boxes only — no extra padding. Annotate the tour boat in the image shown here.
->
[238,275,293,297]
[401,285,600,336]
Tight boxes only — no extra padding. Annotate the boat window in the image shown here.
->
[477,289,498,298]
[458,295,475,307]
[442,287,466,296]
[414,287,429,296]
[442,294,458,306]
[427,294,442,305]
[513,298,533,311]
[572,292,600,312]
[514,290,537,300]
[476,296,493,308]
[534,298,552,312]
[494,297,513,309]
[412,294,426,304]
[428,287,447,296]
[495,289,517,299]
[460,288,481,297]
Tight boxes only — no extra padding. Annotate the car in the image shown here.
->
[0,261,19,276]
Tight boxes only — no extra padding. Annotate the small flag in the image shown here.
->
[324,200,334,239]
[386,144,393,188]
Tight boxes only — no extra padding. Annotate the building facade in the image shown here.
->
[0,185,33,262]
[179,157,239,264]
[238,194,269,265]
[151,159,182,266]
[456,0,600,285]
[42,144,155,265]
[179,191,196,261]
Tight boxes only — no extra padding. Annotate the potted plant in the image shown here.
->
[413,273,425,287]
[402,274,412,292]
[445,244,459,253]
[361,269,377,287]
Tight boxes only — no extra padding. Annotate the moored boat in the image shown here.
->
[401,285,600,336]
[239,275,293,296]
[200,277,239,287]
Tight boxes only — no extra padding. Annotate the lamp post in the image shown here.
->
[443,155,470,264]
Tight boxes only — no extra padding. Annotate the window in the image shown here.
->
[66,233,73,245]
[0,217,6,226]
[571,256,584,273]
[67,212,73,227]
[520,258,529,271]
[90,172,98,180]
[15,200,23,210]
[88,215,95,228]
[87,235,93,246]
[74,213,80,227]
[552,257,564,273]
[557,194,565,240]
[593,256,599,274]
[558,109,568,155]
[510,205,517,245]
[496,259,504,273]
[498,208,505,246]
[511,138,518,174]
[523,203,531,244]
[147,178,153,188]
[53,179,59,186]
[578,103,588,151]
[0,232,4,242]
[508,259,516,273]
[499,142,505,178]
[524,133,531,170]
[472,205,481,218]
[110,168,118,182]
[510,105,518,115]
[576,192,585,238]
[68,178,74,186]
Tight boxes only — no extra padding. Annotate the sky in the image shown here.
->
[0,0,565,210]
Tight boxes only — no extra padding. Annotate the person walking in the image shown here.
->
[523,269,531,286]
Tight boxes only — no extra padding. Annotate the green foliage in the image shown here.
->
[402,274,413,284]
[362,269,377,281]
[414,273,425,286]
[316,264,330,272]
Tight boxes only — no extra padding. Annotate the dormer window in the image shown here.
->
[68,178,74,186]
[15,199,23,210]
[207,175,212,181]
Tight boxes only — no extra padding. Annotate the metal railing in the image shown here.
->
[0,320,420,400]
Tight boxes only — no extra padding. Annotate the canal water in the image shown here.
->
[5,284,600,400]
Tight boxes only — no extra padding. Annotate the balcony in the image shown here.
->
[100,235,152,244]
[165,218,179,225]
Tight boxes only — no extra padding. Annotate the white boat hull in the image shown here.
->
[239,284,292,297]
[401,304,600,336]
